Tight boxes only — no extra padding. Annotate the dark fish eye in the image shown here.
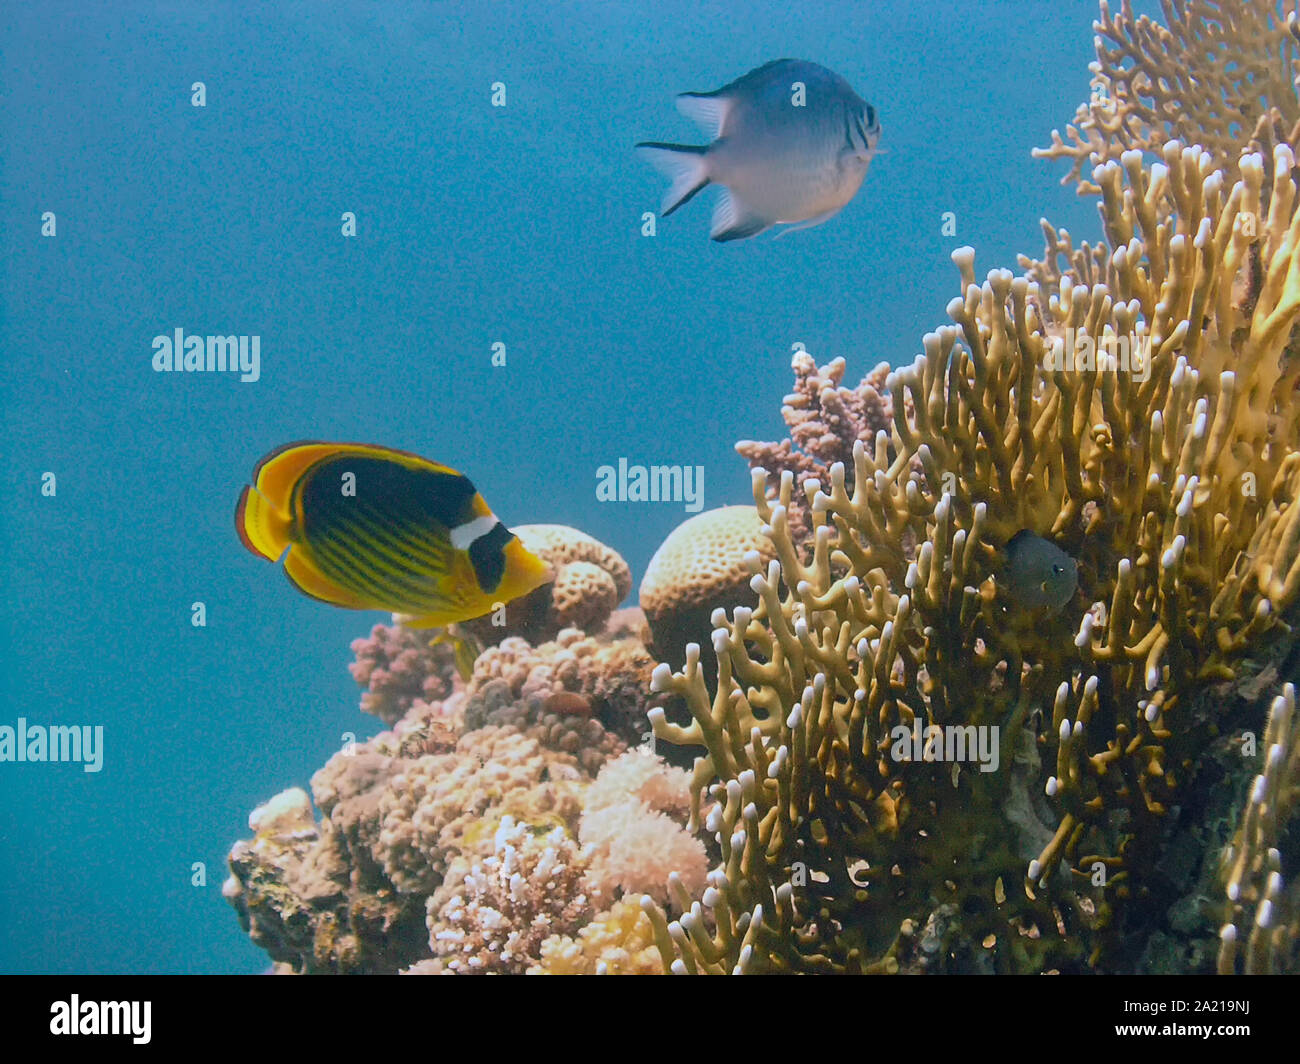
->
[865,105,876,126]
[1053,564,1065,575]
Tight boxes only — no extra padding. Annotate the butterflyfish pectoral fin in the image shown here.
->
[282,547,372,610]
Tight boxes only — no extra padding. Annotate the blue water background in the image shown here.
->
[0,0,1151,972]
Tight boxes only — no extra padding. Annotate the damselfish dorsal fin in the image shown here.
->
[675,92,733,139]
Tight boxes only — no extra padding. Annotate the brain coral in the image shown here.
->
[639,506,775,673]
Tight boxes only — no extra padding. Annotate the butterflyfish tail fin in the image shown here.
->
[236,484,292,562]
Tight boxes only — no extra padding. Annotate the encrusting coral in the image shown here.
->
[226,607,704,974]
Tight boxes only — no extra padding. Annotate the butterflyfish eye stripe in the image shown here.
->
[468,522,514,593]
[449,514,502,553]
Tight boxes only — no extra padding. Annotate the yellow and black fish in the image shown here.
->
[236,441,551,627]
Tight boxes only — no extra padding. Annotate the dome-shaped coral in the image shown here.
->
[466,524,631,644]
[638,506,775,670]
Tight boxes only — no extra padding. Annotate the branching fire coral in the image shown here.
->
[1219,683,1300,974]
[1035,0,1300,193]
[647,132,1300,973]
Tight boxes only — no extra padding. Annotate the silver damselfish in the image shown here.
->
[637,58,881,242]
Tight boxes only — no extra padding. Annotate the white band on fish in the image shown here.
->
[449,514,501,552]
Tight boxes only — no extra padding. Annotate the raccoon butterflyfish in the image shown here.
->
[236,441,552,627]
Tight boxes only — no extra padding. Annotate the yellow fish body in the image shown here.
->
[236,441,551,627]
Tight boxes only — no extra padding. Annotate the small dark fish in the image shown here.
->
[236,442,551,627]
[1001,530,1078,612]
[636,58,881,242]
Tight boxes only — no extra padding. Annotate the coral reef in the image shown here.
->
[225,776,430,974]
[647,133,1300,973]
[736,353,894,545]
[639,506,775,676]
[579,750,709,904]
[227,610,701,974]
[464,525,632,646]
[533,895,666,974]
[349,622,462,727]
[466,624,660,751]
[1035,0,1300,193]
[419,817,594,974]
[229,1,1300,976]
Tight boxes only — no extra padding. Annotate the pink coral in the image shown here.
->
[579,751,708,906]
[735,351,894,544]
[348,622,461,726]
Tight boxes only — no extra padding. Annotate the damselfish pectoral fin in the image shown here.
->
[773,209,840,239]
